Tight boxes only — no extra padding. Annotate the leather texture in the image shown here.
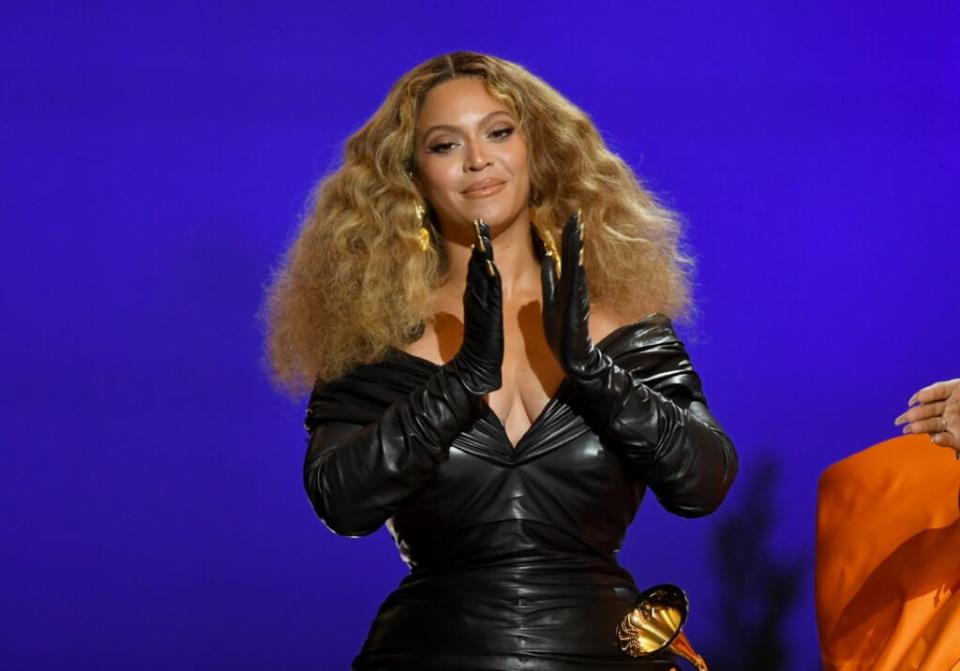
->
[304,315,737,670]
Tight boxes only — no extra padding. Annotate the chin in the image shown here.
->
[453,209,498,228]
[469,205,525,229]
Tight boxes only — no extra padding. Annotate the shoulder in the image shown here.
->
[589,307,627,346]
[600,313,705,403]
[305,351,431,430]
[597,312,681,351]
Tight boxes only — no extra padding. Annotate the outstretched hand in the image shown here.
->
[895,378,960,456]
[540,211,598,378]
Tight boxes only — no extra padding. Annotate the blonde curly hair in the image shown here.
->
[264,51,693,396]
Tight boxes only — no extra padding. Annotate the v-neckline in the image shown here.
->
[490,378,570,451]
[387,321,643,453]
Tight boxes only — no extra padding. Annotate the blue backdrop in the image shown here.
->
[3,2,957,669]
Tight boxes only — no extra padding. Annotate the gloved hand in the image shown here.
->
[540,210,601,381]
[303,219,504,536]
[539,210,673,444]
[540,212,737,516]
[444,219,503,396]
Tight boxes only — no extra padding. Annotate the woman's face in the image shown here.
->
[414,77,530,239]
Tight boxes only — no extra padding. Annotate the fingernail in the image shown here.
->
[908,394,918,405]
[902,425,911,434]
[473,219,486,252]
[894,414,905,425]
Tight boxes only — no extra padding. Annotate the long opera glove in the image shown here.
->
[540,213,737,516]
[304,222,504,536]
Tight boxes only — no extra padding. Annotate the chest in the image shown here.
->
[385,403,644,565]
[403,299,622,448]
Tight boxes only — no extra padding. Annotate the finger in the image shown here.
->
[466,242,489,307]
[903,416,951,435]
[909,379,960,405]
[487,251,503,312]
[565,217,589,311]
[473,219,497,278]
[475,220,494,260]
[569,212,590,314]
[576,209,585,267]
[895,401,946,426]
[572,258,593,350]
[555,213,581,303]
[476,221,503,315]
[472,219,487,254]
[540,250,557,306]
[930,431,958,451]
[468,231,497,308]
[560,212,581,279]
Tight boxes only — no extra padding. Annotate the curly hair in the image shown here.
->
[264,51,693,396]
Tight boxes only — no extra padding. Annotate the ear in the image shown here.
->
[406,161,421,186]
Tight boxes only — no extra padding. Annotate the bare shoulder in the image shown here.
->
[403,324,439,358]
[400,313,464,367]
[589,306,629,344]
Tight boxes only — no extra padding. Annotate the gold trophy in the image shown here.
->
[617,584,708,671]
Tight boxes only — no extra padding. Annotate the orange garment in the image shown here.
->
[816,434,960,670]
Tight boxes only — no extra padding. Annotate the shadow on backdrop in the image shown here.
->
[703,456,809,671]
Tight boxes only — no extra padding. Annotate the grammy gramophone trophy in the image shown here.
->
[617,584,708,671]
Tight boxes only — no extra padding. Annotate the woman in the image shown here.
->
[266,52,738,670]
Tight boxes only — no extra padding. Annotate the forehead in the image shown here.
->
[418,77,513,127]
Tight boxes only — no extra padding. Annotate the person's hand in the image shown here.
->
[540,211,598,378]
[895,378,960,456]
[539,211,738,515]
[444,220,503,396]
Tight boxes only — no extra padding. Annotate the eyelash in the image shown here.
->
[428,126,515,154]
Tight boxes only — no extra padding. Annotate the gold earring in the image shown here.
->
[415,203,431,252]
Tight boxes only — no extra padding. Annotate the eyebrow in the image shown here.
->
[419,110,515,141]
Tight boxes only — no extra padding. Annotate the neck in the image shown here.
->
[440,212,541,302]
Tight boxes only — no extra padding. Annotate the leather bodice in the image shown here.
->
[304,316,737,670]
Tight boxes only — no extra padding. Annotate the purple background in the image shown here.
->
[3,2,958,669]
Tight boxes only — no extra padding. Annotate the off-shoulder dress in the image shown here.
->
[304,315,737,670]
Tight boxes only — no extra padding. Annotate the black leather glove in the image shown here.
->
[541,213,737,516]
[303,221,503,536]
[540,211,595,378]
[443,220,503,396]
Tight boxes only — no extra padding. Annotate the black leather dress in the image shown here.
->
[304,315,737,670]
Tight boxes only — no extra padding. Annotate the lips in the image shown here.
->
[462,179,506,194]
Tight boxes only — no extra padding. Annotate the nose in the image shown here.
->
[464,142,491,172]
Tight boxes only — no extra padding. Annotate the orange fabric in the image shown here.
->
[816,434,960,670]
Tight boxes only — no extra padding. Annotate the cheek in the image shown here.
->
[419,163,454,203]
[512,154,531,193]
[509,143,530,183]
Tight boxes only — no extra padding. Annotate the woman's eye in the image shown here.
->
[428,142,456,154]
[490,127,514,140]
